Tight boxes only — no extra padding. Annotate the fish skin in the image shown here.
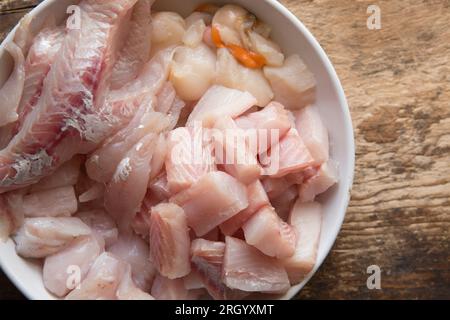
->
[0,0,139,193]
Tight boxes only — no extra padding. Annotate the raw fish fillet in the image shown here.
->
[116,264,155,300]
[76,210,119,247]
[13,217,91,258]
[298,160,338,202]
[170,171,248,236]
[108,233,155,292]
[151,274,194,300]
[66,252,127,300]
[110,0,153,89]
[235,101,291,155]
[260,129,315,178]
[186,85,257,128]
[222,237,290,293]
[220,180,269,236]
[283,201,322,284]
[0,42,25,127]
[165,126,216,193]
[149,203,191,279]
[295,105,329,164]
[43,234,104,297]
[30,155,81,192]
[242,206,296,259]
[104,133,158,230]
[191,239,243,300]
[0,0,138,193]
[21,185,78,217]
[213,116,261,184]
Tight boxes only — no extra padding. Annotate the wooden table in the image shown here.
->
[0,0,449,300]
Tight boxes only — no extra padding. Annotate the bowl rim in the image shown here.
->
[0,0,355,300]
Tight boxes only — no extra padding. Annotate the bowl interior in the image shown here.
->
[0,0,354,300]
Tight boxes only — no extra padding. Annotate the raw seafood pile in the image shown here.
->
[0,1,338,300]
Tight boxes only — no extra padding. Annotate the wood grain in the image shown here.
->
[0,0,449,300]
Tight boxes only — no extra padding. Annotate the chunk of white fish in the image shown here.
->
[223,237,290,293]
[264,54,316,110]
[21,186,78,218]
[187,85,257,128]
[170,171,249,237]
[283,201,322,284]
[43,235,104,297]
[14,217,91,258]
[116,264,155,300]
[65,252,127,300]
[76,210,119,247]
[149,203,191,279]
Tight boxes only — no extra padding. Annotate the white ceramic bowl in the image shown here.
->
[0,0,355,300]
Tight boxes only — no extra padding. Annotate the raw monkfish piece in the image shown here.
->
[242,206,296,259]
[66,252,127,300]
[110,0,152,89]
[283,201,322,284]
[108,233,156,292]
[295,105,329,164]
[213,116,262,184]
[76,210,118,247]
[215,48,274,107]
[13,217,91,258]
[260,129,315,178]
[151,274,192,300]
[43,234,104,297]
[116,265,155,300]
[235,101,292,155]
[220,180,269,236]
[223,237,290,293]
[0,191,26,240]
[186,85,257,128]
[191,239,243,300]
[149,203,191,279]
[264,55,316,110]
[165,127,216,193]
[21,186,78,218]
[0,42,25,126]
[30,156,82,192]
[170,171,249,236]
[298,160,338,202]
[170,44,217,101]
[150,12,185,56]
[0,0,138,193]
[104,133,158,230]
[270,185,298,221]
